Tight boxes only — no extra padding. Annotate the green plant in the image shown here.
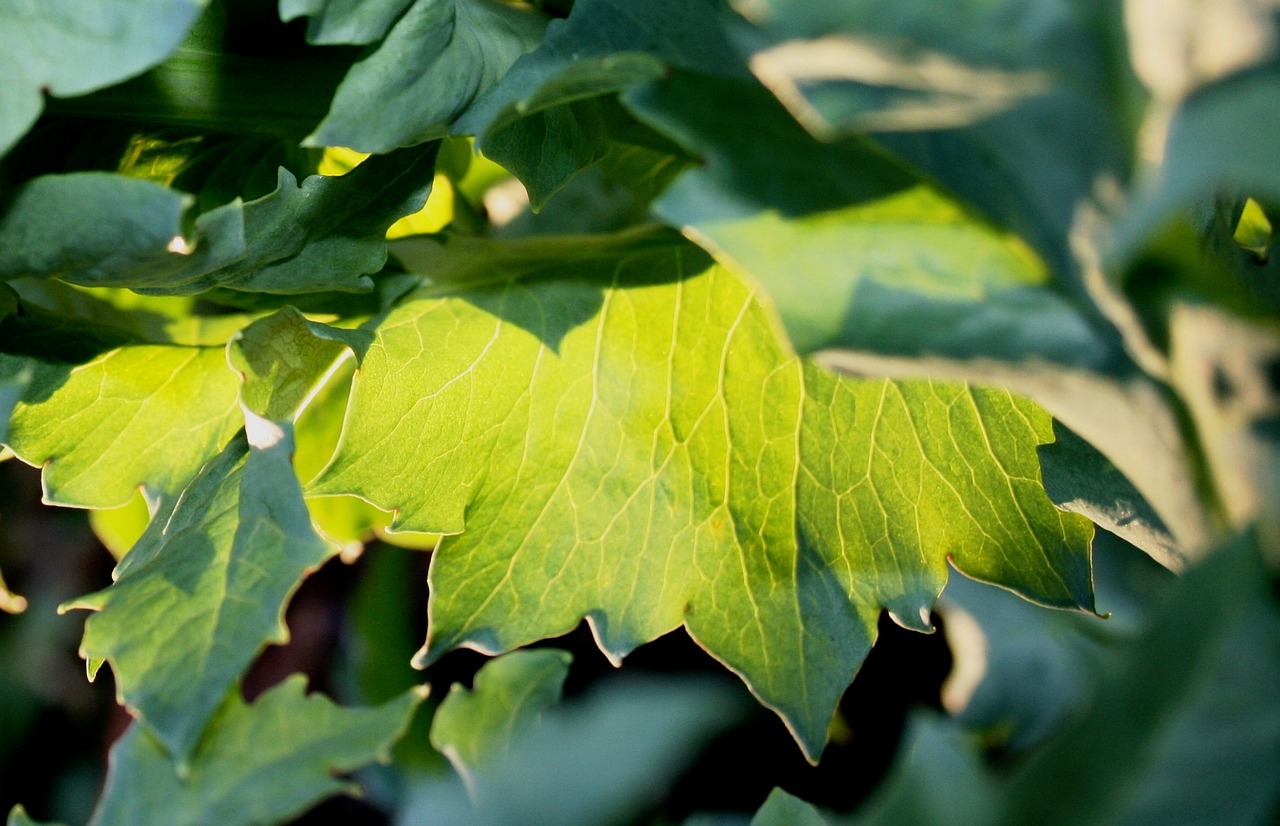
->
[1,0,1278,823]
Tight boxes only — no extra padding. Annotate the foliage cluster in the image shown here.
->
[1,0,1278,823]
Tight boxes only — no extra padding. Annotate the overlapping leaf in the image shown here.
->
[452,0,743,204]
[0,0,207,158]
[430,648,572,782]
[303,0,548,152]
[0,143,438,295]
[406,650,742,825]
[62,310,358,762]
[315,233,1093,759]
[0,344,241,508]
[627,71,1110,364]
[89,676,423,826]
[727,0,1142,276]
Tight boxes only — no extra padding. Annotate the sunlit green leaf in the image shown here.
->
[317,233,1093,759]
[60,309,361,761]
[90,676,424,826]
[0,344,241,507]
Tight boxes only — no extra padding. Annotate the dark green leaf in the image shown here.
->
[0,143,437,295]
[304,0,548,152]
[90,676,424,826]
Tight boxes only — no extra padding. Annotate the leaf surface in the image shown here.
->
[430,649,572,782]
[317,234,1093,759]
[62,310,356,761]
[628,71,1108,364]
[452,0,743,204]
[90,676,423,826]
[0,0,207,157]
[0,143,437,295]
[304,0,548,152]
[404,667,743,826]
[0,344,241,507]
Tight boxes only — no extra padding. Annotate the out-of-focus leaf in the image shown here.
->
[280,0,416,45]
[318,233,1093,760]
[728,0,1141,281]
[304,0,548,152]
[0,0,207,158]
[628,71,1108,363]
[750,788,828,826]
[794,531,1280,826]
[401,675,744,826]
[1119,63,1280,263]
[1168,303,1280,543]
[89,676,424,826]
[937,532,1165,753]
[430,649,572,785]
[1003,530,1280,824]
[1125,0,1280,102]
[6,805,64,826]
[0,143,438,295]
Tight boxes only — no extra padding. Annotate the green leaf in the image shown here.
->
[60,309,361,760]
[1037,422,1179,566]
[89,675,424,826]
[7,279,255,347]
[316,233,1093,760]
[451,0,743,203]
[0,143,438,295]
[751,788,828,826]
[404,674,744,825]
[937,532,1163,753]
[304,0,548,152]
[727,0,1141,278]
[228,306,369,422]
[1118,63,1280,264]
[627,71,1109,364]
[280,0,416,46]
[6,805,64,826]
[0,0,208,158]
[63,428,337,762]
[430,649,572,782]
[1001,530,1280,825]
[0,344,241,507]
